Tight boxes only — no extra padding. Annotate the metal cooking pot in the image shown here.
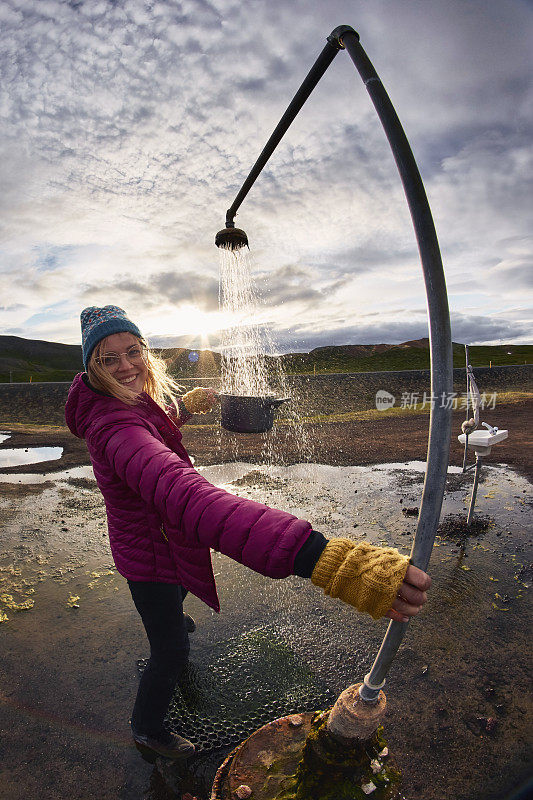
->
[219,394,289,433]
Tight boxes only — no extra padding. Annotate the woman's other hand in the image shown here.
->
[182,387,219,414]
[384,564,431,623]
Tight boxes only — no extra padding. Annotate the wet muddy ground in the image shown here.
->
[1,399,532,482]
[0,406,532,800]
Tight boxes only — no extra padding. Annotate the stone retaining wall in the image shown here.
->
[0,365,530,426]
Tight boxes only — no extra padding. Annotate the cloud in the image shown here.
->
[81,269,219,311]
[149,306,530,354]
[258,262,351,309]
[266,309,531,353]
[0,0,531,347]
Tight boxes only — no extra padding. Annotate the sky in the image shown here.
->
[0,0,531,353]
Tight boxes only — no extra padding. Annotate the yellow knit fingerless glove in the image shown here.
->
[181,387,215,414]
[311,538,409,620]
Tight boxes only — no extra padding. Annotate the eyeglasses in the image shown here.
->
[96,345,147,370]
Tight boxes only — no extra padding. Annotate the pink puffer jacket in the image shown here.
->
[65,374,312,611]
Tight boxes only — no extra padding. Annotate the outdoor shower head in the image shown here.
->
[215,226,249,250]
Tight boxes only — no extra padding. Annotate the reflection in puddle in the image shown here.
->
[0,447,63,468]
[0,464,94,484]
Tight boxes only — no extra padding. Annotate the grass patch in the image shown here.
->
[292,390,533,424]
[181,390,532,429]
[0,422,69,433]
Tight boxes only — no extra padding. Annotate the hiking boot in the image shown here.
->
[184,613,196,633]
[133,730,195,761]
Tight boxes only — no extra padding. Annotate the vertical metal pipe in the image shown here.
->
[465,345,470,426]
[466,455,482,526]
[338,31,454,702]
[462,345,470,472]
[462,432,470,473]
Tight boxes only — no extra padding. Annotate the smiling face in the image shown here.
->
[101,332,148,395]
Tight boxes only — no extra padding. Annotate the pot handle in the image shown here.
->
[269,397,290,408]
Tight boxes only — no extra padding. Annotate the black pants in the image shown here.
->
[128,580,190,737]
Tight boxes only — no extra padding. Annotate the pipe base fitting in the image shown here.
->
[326,683,387,746]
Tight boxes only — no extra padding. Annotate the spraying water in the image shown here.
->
[218,244,317,467]
[218,244,277,398]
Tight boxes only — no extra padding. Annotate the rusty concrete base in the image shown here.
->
[210,711,400,800]
[211,714,311,800]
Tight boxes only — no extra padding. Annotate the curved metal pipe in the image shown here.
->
[219,26,453,703]
[337,29,453,702]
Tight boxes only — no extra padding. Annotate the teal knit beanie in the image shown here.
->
[81,306,143,370]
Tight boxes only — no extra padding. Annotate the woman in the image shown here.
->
[65,305,430,761]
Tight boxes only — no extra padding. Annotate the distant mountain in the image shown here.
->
[0,335,83,382]
[0,334,530,382]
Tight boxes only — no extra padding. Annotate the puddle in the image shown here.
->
[0,447,63,468]
[373,459,463,473]
[0,459,465,487]
[0,431,11,444]
[0,464,94,484]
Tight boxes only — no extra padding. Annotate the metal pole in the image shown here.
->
[224,35,345,228]
[338,30,453,702]
[466,454,482,526]
[465,345,470,422]
[462,345,470,472]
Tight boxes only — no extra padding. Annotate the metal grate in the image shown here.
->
[138,625,334,754]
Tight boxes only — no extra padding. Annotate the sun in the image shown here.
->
[144,304,238,349]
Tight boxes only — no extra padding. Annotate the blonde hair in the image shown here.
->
[87,336,184,410]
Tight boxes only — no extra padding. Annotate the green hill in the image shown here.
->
[0,335,83,383]
[280,339,532,374]
[0,334,530,383]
